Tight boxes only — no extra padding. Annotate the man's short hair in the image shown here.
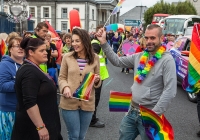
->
[36,22,48,31]
[146,24,162,37]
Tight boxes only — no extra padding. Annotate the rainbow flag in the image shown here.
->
[109,91,132,112]
[0,39,7,56]
[140,105,174,140]
[73,72,95,101]
[112,0,125,15]
[183,24,200,93]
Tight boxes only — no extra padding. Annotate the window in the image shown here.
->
[61,21,68,31]
[73,8,79,12]
[92,9,94,20]
[29,7,35,17]
[62,8,68,19]
[102,12,104,22]
[43,7,49,18]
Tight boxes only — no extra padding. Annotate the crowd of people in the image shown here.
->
[0,21,199,140]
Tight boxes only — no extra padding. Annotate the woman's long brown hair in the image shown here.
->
[72,28,95,64]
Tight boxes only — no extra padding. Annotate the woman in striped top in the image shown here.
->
[58,28,101,140]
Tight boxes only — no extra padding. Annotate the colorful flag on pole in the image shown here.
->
[109,91,132,112]
[140,105,174,140]
[112,0,125,15]
[73,72,95,101]
[45,21,63,64]
[183,24,200,93]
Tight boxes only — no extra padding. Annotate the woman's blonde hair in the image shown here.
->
[6,32,20,44]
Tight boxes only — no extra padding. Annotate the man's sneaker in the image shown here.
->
[126,71,129,74]
[89,120,105,128]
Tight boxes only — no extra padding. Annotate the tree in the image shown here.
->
[143,0,197,26]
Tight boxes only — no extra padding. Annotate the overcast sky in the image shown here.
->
[120,0,185,15]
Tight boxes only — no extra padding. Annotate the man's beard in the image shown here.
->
[146,42,161,52]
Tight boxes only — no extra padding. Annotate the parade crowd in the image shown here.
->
[0,21,198,140]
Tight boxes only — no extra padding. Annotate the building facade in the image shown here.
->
[119,6,148,26]
[187,0,200,16]
[4,0,120,32]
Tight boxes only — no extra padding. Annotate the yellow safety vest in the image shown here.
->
[30,35,47,73]
[91,39,109,80]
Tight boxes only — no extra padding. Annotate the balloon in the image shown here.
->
[69,9,81,32]
[105,24,125,32]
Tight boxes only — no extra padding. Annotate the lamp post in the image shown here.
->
[1,0,4,12]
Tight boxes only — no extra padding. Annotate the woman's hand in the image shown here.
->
[38,127,49,140]
[63,86,72,98]
[94,74,100,84]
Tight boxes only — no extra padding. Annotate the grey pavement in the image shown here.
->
[59,61,200,140]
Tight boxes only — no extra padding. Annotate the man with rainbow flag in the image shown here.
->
[96,24,177,140]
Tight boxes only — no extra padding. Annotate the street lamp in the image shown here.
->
[1,0,4,12]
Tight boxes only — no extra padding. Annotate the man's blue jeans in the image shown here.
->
[119,108,149,140]
[61,109,93,140]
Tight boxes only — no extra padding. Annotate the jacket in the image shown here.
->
[0,55,21,112]
[58,52,102,111]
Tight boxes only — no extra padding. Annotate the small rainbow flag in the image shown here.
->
[112,0,126,15]
[183,24,200,93]
[140,105,174,140]
[0,39,7,56]
[73,72,95,101]
[109,91,132,112]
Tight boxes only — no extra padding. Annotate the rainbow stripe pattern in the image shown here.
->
[73,72,95,101]
[109,91,132,112]
[184,24,200,93]
[140,105,174,140]
[112,0,125,15]
[0,40,7,56]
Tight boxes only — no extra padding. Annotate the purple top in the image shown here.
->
[112,36,121,42]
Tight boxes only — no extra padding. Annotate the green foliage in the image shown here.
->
[144,0,198,26]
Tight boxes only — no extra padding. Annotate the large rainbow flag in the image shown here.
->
[140,106,174,140]
[73,72,95,101]
[109,91,132,112]
[183,24,200,93]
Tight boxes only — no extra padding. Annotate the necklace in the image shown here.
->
[134,45,166,83]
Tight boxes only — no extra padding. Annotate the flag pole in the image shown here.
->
[195,24,200,38]
[103,13,112,27]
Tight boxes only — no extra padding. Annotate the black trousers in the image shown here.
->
[91,81,103,124]
[197,93,200,124]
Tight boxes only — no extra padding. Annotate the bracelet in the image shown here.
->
[36,124,45,131]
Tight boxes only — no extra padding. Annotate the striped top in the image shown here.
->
[77,58,87,71]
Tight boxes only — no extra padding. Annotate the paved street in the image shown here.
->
[60,61,199,140]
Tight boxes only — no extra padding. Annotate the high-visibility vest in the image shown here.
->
[30,34,47,73]
[91,39,109,80]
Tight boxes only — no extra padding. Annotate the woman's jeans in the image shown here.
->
[61,109,93,140]
[113,42,119,53]
[119,108,149,140]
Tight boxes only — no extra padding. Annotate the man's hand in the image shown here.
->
[95,28,107,45]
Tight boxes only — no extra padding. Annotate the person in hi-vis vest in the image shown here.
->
[90,25,109,128]
[30,22,49,73]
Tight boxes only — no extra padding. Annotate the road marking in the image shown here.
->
[104,78,113,87]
